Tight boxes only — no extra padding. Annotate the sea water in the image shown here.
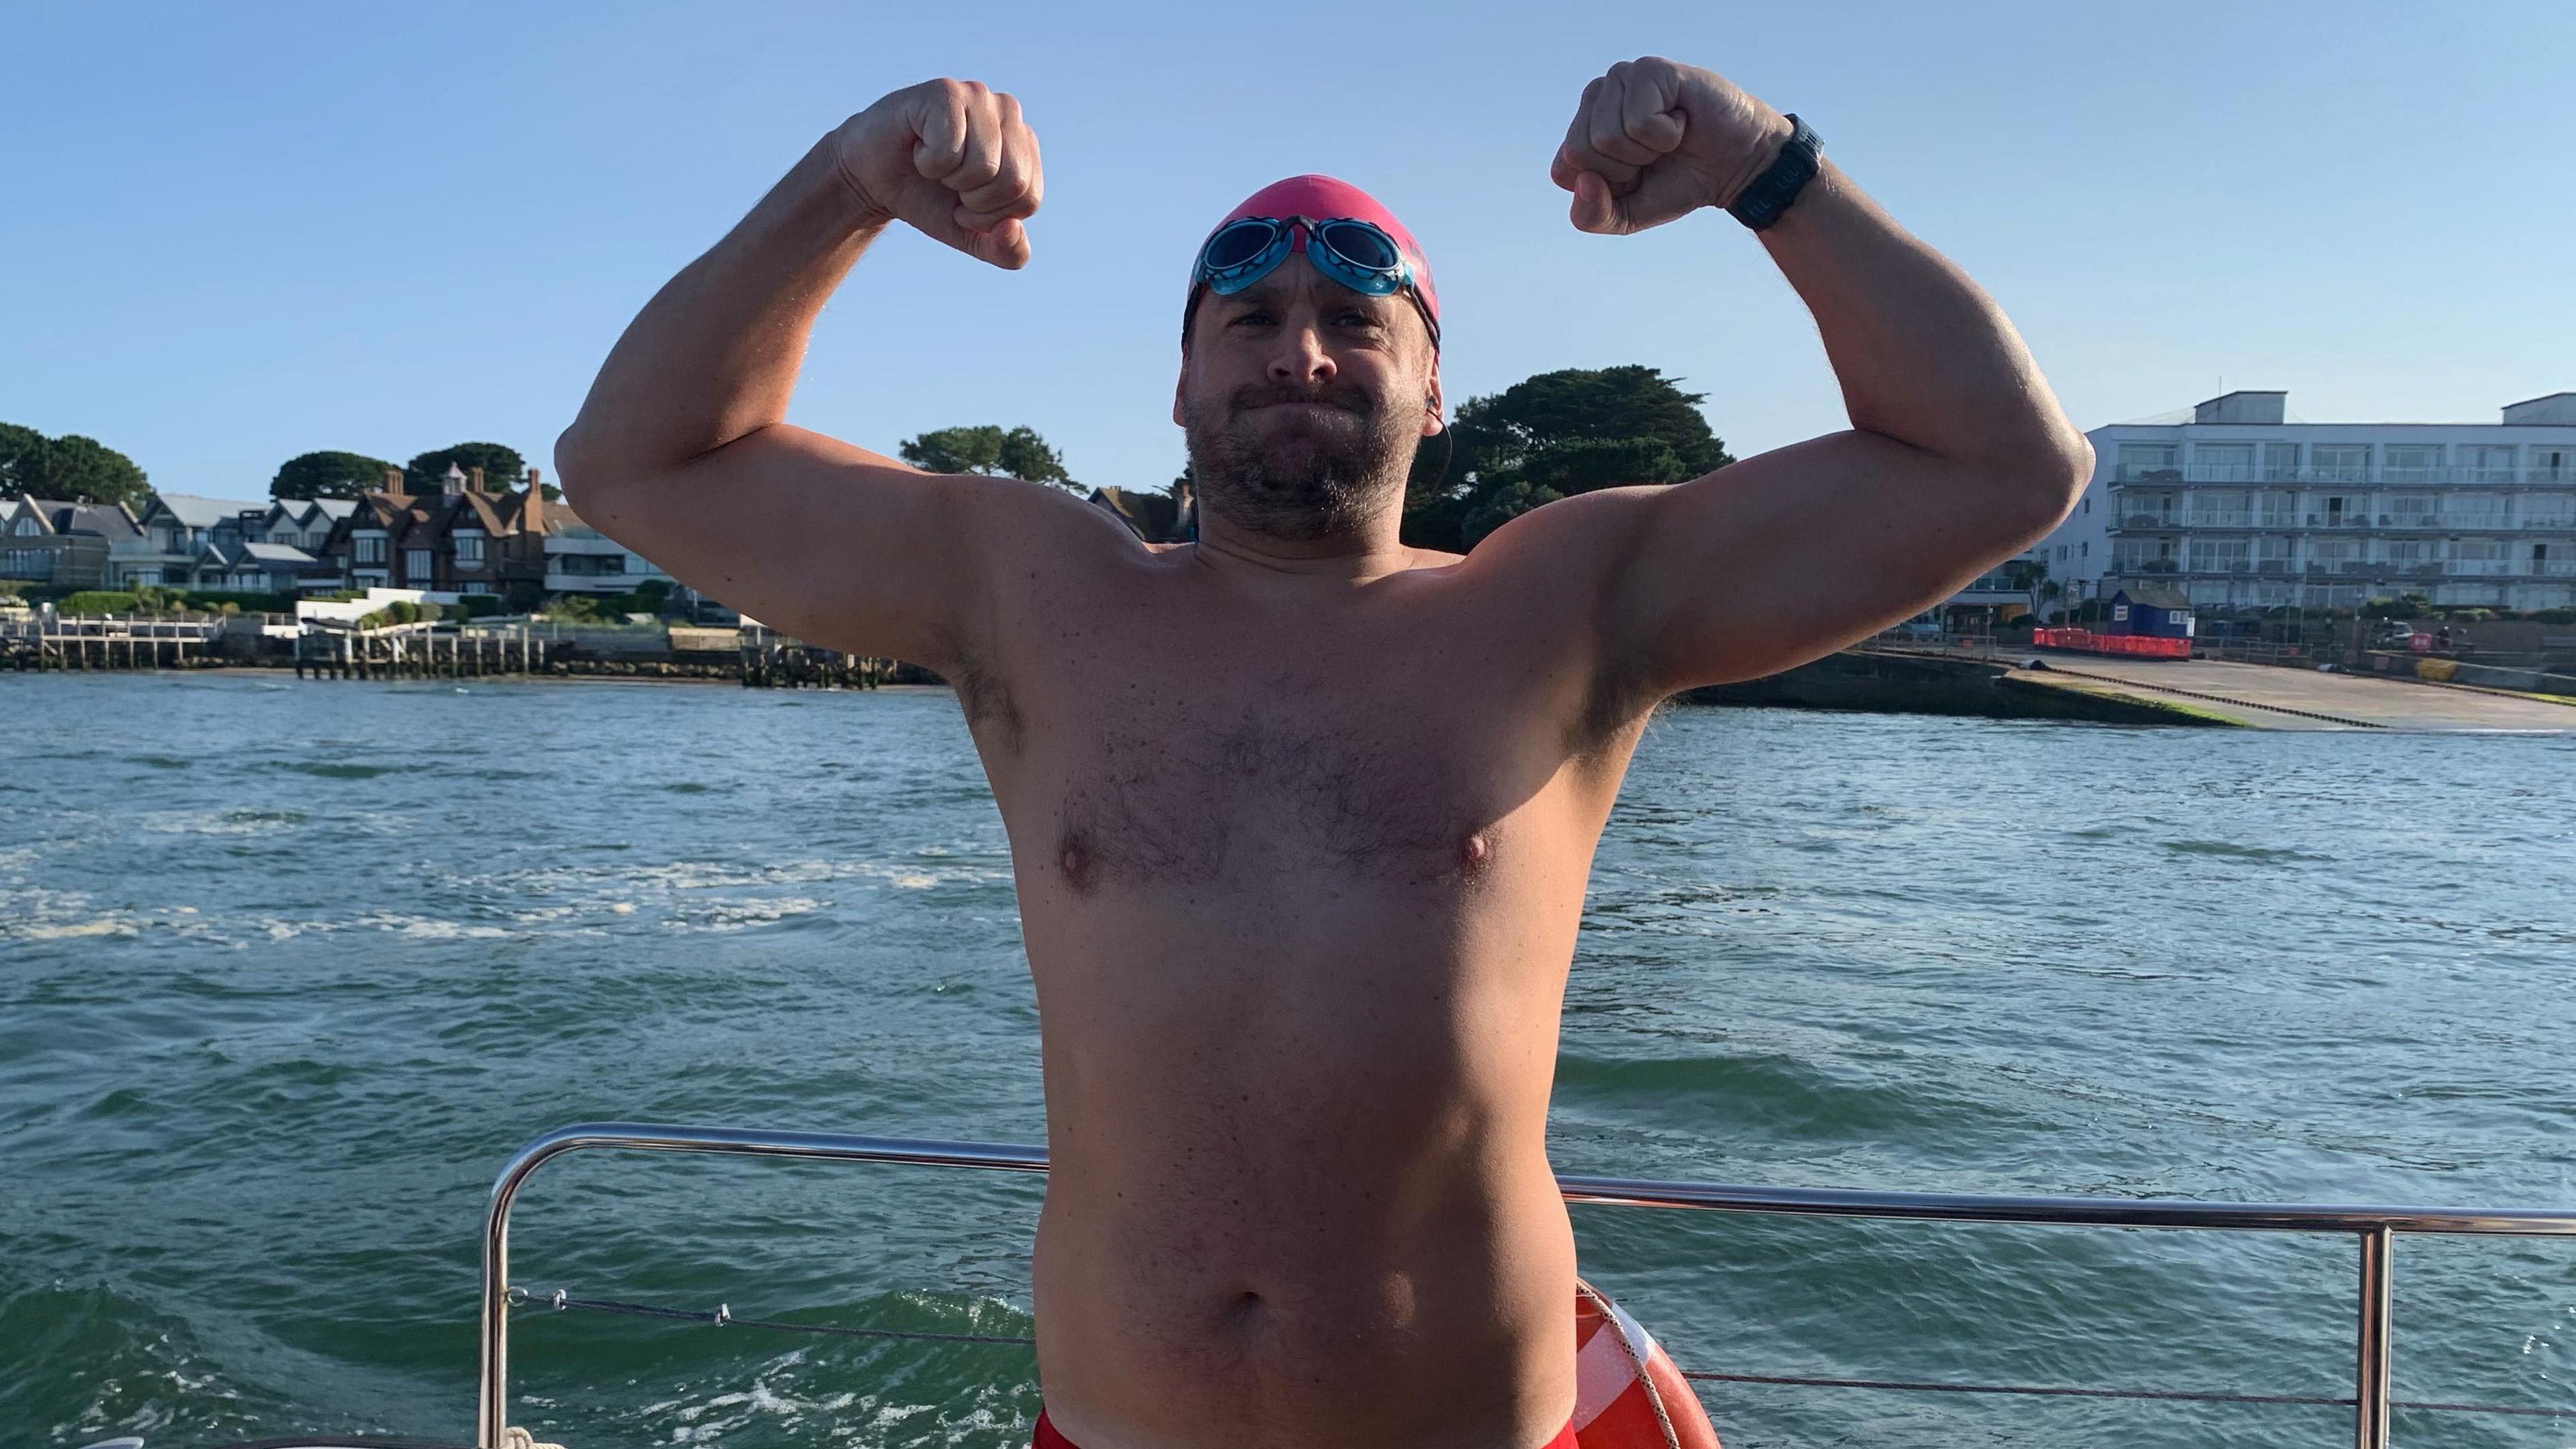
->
[3,673,2572,1448]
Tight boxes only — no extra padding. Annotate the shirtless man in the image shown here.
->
[557,56,2091,1449]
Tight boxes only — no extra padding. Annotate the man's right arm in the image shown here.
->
[553,79,1043,667]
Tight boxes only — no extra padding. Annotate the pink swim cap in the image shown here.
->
[1185,174,1440,347]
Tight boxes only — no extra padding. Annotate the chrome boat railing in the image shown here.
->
[480,1122,2576,1449]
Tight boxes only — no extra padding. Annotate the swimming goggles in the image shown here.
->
[1191,215,1440,347]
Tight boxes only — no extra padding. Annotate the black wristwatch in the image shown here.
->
[1725,114,1821,232]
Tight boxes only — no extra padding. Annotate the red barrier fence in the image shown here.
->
[2031,627,2194,659]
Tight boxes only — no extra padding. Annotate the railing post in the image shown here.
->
[2355,1226,2393,1449]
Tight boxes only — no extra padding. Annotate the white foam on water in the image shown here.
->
[350,911,513,941]
[666,896,827,932]
[19,918,138,941]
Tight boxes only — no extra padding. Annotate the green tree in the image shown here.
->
[1401,366,1732,551]
[898,425,1077,490]
[0,423,152,510]
[405,441,526,493]
[0,423,46,492]
[272,449,398,500]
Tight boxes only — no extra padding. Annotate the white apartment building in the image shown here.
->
[2030,390,2576,614]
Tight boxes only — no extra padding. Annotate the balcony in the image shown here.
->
[2116,465,2576,487]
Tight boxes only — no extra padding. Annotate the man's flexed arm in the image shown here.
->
[554,80,1044,664]
[1539,58,2092,696]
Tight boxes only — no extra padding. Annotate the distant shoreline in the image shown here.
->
[3,666,956,694]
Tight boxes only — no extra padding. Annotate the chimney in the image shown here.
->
[521,466,546,531]
[382,464,405,495]
[468,465,487,494]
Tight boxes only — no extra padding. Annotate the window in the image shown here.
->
[2194,443,2255,481]
[2384,444,2442,482]
[405,548,433,579]
[2312,444,2369,482]
[2392,494,2439,526]
[2192,490,2250,525]
[2080,541,2088,557]
[2116,443,2179,480]
[2534,447,2574,482]
[2111,603,2129,622]
[455,532,485,566]
[354,535,386,564]
[11,517,36,536]
[2263,442,2300,480]
[2188,538,2251,572]
[2463,444,2518,482]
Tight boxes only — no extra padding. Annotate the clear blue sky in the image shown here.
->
[5,0,2571,502]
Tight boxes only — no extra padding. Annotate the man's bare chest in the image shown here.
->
[959,566,1635,897]
[972,659,1570,894]
[1047,695,1492,891]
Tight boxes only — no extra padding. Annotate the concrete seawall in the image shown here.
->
[1680,648,2220,726]
[1684,646,2576,732]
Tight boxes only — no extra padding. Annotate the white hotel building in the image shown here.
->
[2029,390,2576,614]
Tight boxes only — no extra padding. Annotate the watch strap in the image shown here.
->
[1725,114,1821,232]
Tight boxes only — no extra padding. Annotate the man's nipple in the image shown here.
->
[1059,834,1094,894]
[1458,830,1492,873]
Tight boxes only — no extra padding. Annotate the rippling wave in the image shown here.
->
[4,675,2573,1447]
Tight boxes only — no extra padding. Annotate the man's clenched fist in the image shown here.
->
[1551,58,1791,235]
[831,78,1042,268]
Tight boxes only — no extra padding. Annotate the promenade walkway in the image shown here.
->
[2010,654,2576,732]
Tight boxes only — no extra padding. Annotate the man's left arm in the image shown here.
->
[1542,58,2094,696]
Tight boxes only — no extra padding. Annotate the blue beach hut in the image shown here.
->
[2106,587,2194,639]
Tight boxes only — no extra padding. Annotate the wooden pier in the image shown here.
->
[2,614,227,671]
[294,619,547,680]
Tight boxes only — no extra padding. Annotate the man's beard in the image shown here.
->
[1183,378,1419,541]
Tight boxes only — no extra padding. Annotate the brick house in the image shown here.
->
[325,464,566,602]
